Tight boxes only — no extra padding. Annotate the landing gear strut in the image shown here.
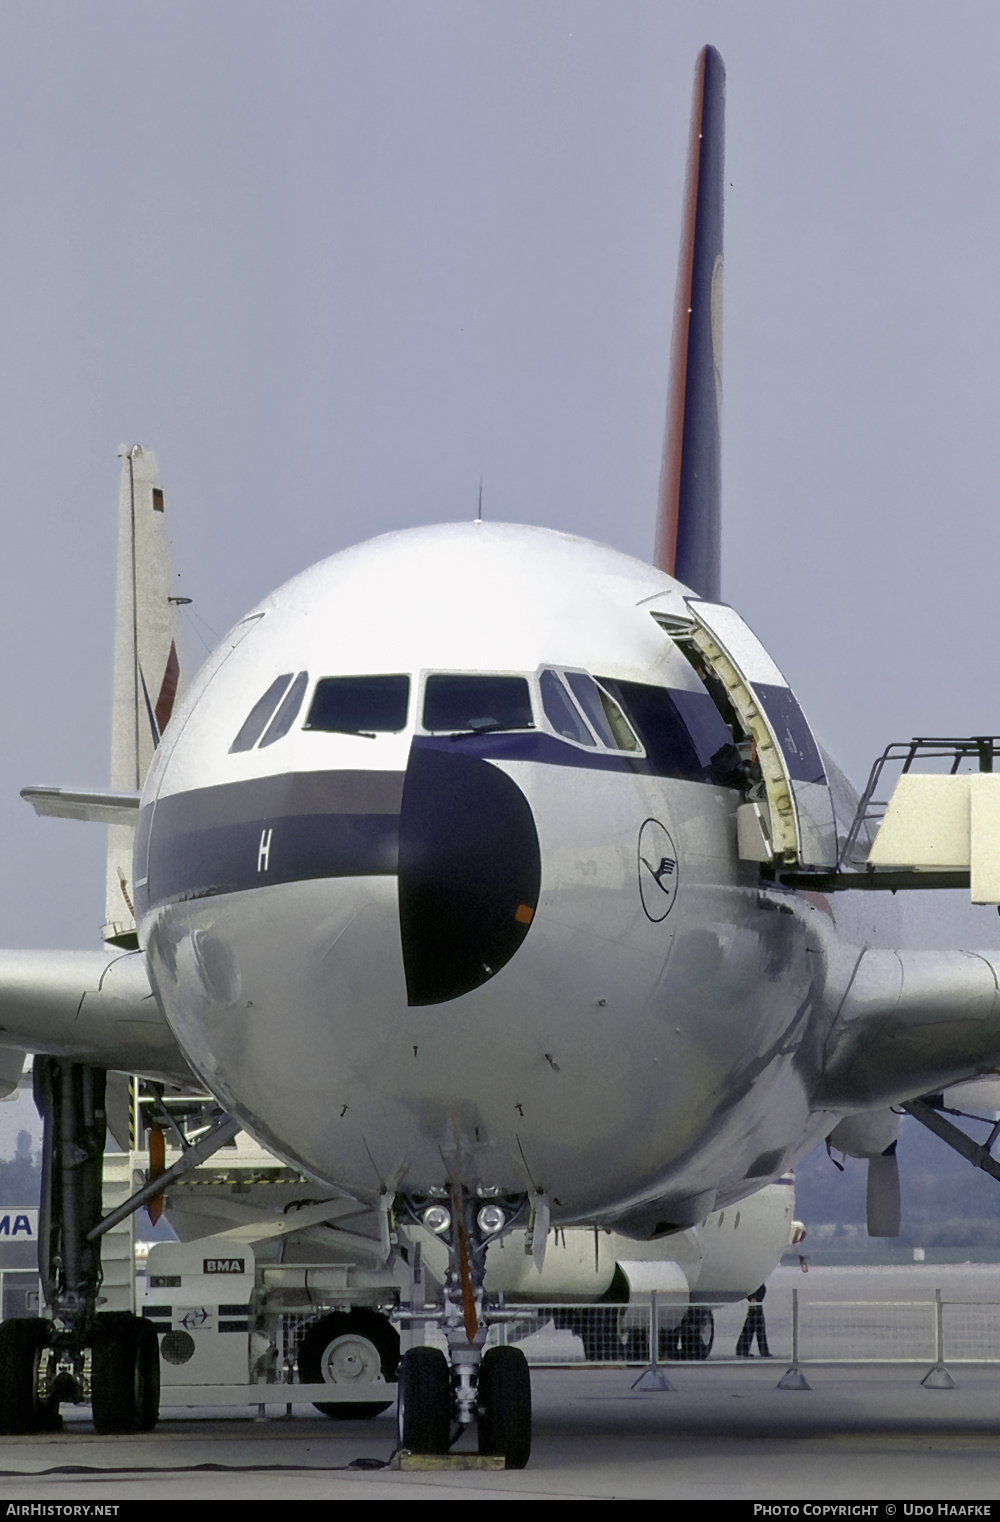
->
[0,1058,160,1436]
[394,1189,532,1468]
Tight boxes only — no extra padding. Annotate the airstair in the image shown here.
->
[99,1150,138,1314]
[771,734,1000,901]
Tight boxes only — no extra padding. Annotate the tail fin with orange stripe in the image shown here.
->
[653,45,725,599]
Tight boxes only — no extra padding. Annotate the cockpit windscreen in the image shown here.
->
[423,674,534,734]
[305,674,410,734]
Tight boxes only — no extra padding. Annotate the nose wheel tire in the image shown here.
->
[91,1313,160,1434]
[396,1345,451,1454]
[298,1309,400,1420]
[477,1345,531,1469]
[0,1318,61,1435]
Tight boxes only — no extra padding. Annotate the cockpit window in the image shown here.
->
[229,674,294,753]
[539,670,595,746]
[259,670,309,748]
[423,675,534,734]
[564,672,640,752]
[304,674,410,734]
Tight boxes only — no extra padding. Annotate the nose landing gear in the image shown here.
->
[477,1344,531,1469]
[394,1189,532,1469]
[396,1345,452,1454]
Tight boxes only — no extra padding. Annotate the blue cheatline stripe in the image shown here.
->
[140,711,736,913]
[410,730,636,772]
[140,769,405,911]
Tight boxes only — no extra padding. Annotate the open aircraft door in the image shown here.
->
[653,600,837,868]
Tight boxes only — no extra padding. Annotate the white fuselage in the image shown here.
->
[136,522,847,1228]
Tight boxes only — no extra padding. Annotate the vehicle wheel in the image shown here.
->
[0,1318,60,1434]
[298,1309,400,1420]
[396,1345,451,1454]
[676,1305,714,1361]
[478,1345,531,1469]
[91,1312,160,1434]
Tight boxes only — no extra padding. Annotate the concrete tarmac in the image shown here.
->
[0,1361,999,1501]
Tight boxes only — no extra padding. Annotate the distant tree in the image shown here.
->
[794,1114,1000,1247]
[0,1129,41,1206]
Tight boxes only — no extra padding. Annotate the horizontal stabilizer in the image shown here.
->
[21,786,140,826]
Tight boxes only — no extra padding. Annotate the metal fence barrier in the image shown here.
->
[385,1289,1000,1373]
[7,1285,997,1396]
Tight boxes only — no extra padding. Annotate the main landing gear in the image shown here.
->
[394,1189,532,1469]
[0,1059,160,1437]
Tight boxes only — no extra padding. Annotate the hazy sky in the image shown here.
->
[2,0,1000,954]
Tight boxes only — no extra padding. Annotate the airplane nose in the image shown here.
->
[397,743,541,1006]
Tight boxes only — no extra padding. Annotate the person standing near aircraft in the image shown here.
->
[736,1284,771,1358]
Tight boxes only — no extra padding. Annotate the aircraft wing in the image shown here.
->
[0,948,193,1083]
[817,944,1000,1109]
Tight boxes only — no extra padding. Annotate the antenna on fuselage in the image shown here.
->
[477,473,483,522]
[653,44,725,600]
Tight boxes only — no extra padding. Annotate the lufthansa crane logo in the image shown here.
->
[637,819,679,922]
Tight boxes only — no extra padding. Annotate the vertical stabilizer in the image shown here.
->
[104,446,183,947]
[653,45,725,599]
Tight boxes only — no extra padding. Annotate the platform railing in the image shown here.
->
[838,734,1000,869]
